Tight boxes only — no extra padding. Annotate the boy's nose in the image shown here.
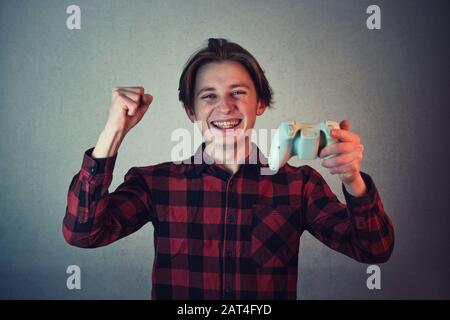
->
[216,98,235,114]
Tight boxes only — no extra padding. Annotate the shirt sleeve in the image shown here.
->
[62,147,153,248]
[302,166,395,263]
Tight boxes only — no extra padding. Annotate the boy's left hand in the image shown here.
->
[319,120,364,185]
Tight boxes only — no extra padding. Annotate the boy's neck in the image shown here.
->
[204,138,253,175]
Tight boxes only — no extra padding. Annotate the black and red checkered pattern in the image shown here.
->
[63,143,394,299]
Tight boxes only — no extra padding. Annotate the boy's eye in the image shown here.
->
[232,91,245,96]
[201,91,246,100]
[202,94,216,99]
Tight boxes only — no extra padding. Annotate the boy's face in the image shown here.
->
[186,60,266,145]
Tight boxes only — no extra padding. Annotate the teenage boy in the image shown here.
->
[63,38,394,299]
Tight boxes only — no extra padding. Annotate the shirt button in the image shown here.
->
[89,167,96,174]
[228,214,235,223]
[224,288,232,295]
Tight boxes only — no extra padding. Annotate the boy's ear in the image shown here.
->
[256,100,267,116]
[184,106,196,123]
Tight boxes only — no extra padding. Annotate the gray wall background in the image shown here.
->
[1,0,449,299]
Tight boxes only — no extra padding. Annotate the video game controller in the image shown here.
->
[268,120,340,171]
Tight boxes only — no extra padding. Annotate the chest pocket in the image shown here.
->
[251,204,300,268]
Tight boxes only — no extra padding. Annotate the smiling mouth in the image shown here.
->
[210,119,242,130]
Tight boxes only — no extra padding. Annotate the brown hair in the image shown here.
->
[178,38,274,115]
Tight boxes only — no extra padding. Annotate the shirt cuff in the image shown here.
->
[80,147,118,178]
[342,171,378,213]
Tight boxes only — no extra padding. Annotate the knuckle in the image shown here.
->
[135,87,144,94]
[117,93,126,102]
[339,144,347,153]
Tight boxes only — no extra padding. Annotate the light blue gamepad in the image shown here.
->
[268,120,340,171]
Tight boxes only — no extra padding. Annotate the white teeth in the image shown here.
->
[212,119,241,129]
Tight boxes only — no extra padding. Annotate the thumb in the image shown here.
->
[340,119,350,131]
[141,94,153,107]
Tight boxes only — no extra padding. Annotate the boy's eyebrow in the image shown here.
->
[230,83,250,90]
[196,83,250,96]
[197,87,215,96]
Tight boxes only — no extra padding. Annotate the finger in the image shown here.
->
[319,142,356,158]
[116,88,142,103]
[134,94,153,116]
[329,160,358,174]
[141,93,153,107]
[321,151,360,168]
[340,119,350,131]
[331,128,360,143]
[118,93,138,116]
[113,86,144,95]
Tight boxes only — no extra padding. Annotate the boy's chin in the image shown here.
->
[205,135,248,148]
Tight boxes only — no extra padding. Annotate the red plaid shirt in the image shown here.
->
[63,143,394,299]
